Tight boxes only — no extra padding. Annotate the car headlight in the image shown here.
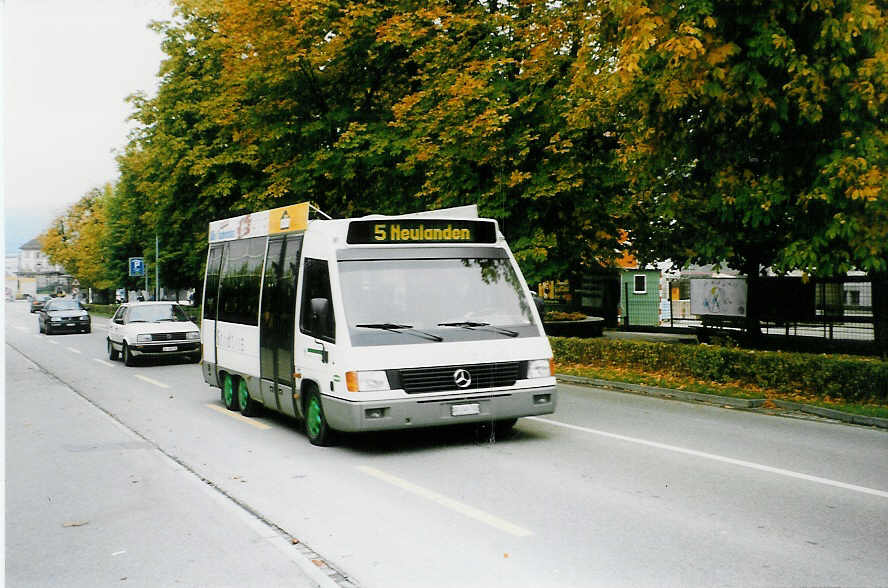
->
[345,370,390,392]
[186,331,200,340]
[136,334,153,343]
[51,317,62,322]
[526,358,554,378]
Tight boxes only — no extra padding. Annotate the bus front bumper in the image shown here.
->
[320,386,556,433]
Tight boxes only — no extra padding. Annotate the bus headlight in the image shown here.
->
[346,370,390,392]
[526,358,554,378]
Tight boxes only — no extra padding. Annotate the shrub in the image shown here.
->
[550,337,888,404]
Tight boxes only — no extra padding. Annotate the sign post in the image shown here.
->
[129,257,146,299]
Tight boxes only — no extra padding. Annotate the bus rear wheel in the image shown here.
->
[304,389,334,446]
[222,374,240,411]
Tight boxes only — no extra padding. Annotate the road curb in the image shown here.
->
[555,373,888,430]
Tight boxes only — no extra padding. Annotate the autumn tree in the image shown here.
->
[217,0,624,283]
[116,0,263,297]
[217,0,424,216]
[572,0,887,278]
[40,185,115,291]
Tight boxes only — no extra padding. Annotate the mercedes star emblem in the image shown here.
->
[453,368,472,388]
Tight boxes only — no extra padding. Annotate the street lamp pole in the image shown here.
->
[155,233,159,301]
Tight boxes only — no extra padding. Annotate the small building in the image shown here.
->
[611,249,660,326]
[13,238,71,297]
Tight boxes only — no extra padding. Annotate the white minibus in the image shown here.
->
[201,202,556,445]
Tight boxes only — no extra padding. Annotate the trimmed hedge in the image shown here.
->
[550,337,888,404]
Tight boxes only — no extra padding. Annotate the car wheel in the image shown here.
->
[189,352,201,363]
[45,324,53,335]
[83,326,91,334]
[123,342,136,366]
[238,379,260,417]
[222,373,240,411]
[304,388,334,446]
[108,339,119,361]
[38,321,44,334]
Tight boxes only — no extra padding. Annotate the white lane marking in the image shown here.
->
[66,347,82,354]
[206,404,271,430]
[528,417,888,499]
[92,358,114,368]
[134,374,170,389]
[47,340,59,345]
[357,465,533,537]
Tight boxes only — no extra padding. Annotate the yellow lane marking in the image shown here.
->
[134,374,170,389]
[66,347,82,354]
[206,404,272,430]
[357,466,533,537]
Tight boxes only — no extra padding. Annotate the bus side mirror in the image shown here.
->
[310,298,331,336]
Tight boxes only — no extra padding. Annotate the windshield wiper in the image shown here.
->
[437,321,519,337]
[356,323,443,342]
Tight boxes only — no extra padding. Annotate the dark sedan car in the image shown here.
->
[38,298,92,334]
[29,295,52,313]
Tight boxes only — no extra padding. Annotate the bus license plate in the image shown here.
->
[451,403,480,417]
[162,346,177,352]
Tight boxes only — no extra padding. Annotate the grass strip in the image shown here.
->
[556,362,888,420]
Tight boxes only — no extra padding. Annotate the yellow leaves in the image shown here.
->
[706,42,739,66]
[508,170,531,188]
[663,35,705,66]
[846,167,885,202]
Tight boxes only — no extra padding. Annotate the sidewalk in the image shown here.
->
[5,346,332,588]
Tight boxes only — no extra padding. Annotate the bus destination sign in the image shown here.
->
[347,219,497,245]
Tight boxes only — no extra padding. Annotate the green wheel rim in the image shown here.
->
[238,380,249,411]
[307,396,322,438]
[223,376,234,407]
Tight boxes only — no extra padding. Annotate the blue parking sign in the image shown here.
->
[129,257,145,277]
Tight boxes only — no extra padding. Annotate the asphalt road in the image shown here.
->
[5,300,888,587]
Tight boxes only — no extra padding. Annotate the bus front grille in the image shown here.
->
[395,362,521,394]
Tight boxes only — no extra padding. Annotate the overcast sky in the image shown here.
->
[3,0,174,255]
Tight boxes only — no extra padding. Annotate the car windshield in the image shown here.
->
[47,299,82,311]
[338,256,538,346]
[126,304,189,323]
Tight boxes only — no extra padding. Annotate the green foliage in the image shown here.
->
[573,0,888,277]
[41,1,887,297]
[551,336,888,404]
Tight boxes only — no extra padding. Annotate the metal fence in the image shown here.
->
[620,276,884,355]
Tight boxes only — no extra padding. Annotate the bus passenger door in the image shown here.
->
[295,258,338,409]
[259,234,302,416]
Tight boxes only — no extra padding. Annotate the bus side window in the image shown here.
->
[203,244,225,321]
[300,258,335,343]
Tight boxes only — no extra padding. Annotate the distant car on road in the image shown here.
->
[30,295,52,313]
[37,298,91,335]
[107,301,201,366]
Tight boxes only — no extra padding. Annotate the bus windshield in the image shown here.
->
[338,257,539,346]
